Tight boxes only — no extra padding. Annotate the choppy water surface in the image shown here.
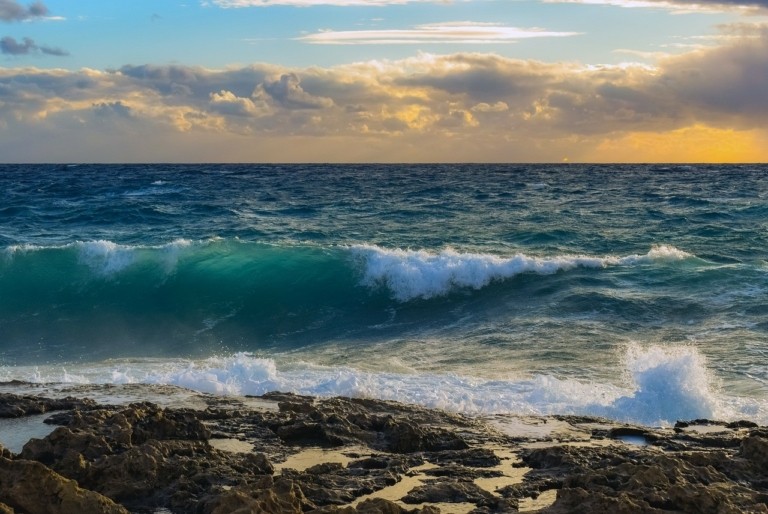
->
[1,164,767,426]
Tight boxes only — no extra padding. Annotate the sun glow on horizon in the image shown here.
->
[594,126,768,163]
[0,0,766,162]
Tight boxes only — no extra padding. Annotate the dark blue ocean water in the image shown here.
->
[1,163,767,426]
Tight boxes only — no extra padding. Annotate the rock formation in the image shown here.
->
[1,388,767,513]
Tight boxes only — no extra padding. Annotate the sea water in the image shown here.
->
[1,163,767,427]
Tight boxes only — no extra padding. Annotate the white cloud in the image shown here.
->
[1,26,767,161]
[543,0,767,14]
[209,90,270,117]
[207,0,436,6]
[209,0,768,10]
[298,23,581,44]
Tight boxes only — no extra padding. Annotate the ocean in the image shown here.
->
[1,163,767,427]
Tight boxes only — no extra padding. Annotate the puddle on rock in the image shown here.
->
[0,414,57,453]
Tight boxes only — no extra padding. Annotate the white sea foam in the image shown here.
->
[606,344,721,425]
[3,243,47,258]
[4,239,195,276]
[2,345,760,427]
[353,244,693,301]
[75,239,193,276]
[76,240,137,275]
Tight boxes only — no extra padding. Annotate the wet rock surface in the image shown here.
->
[0,393,98,419]
[1,388,768,513]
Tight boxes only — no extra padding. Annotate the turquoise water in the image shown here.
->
[1,164,767,426]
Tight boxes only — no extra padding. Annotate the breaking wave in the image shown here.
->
[1,345,761,427]
[354,244,693,301]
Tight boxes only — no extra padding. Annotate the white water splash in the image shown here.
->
[74,239,193,276]
[2,344,760,427]
[353,244,693,301]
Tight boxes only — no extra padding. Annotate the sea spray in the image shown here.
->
[0,344,754,426]
[605,344,722,425]
[1,163,767,427]
[75,239,194,276]
[354,244,694,301]
[0,240,703,363]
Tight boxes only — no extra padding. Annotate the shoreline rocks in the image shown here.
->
[1,389,768,513]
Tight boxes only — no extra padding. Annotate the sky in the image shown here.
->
[0,0,767,162]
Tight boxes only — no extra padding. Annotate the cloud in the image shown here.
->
[39,43,66,56]
[471,101,509,112]
[655,24,768,122]
[209,89,270,117]
[118,64,276,100]
[211,0,767,10]
[299,23,580,45]
[1,35,31,53]
[93,101,132,118]
[543,0,768,14]
[207,0,436,6]
[0,0,47,22]
[0,26,766,161]
[0,35,67,55]
[259,73,334,109]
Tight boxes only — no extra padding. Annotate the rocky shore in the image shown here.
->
[1,386,768,513]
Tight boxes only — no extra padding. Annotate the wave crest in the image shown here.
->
[4,239,196,276]
[353,244,693,301]
[75,239,193,275]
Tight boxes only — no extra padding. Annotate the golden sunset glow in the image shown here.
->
[594,126,768,163]
[0,1,766,162]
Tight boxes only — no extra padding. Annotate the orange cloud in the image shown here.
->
[1,25,767,162]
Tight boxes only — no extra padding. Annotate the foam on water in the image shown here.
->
[354,244,694,301]
[4,239,195,276]
[2,164,766,431]
[1,345,760,427]
[3,239,695,301]
[76,240,138,275]
[79,239,194,276]
[643,244,694,261]
[3,243,46,258]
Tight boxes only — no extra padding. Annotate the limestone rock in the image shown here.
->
[354,497,441,513]
[0,393,97,418]
[402,479,498,508]
[0,456,128,514]
[5,391,768,514]
[201,476,315,514]
[741,433,768,472]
